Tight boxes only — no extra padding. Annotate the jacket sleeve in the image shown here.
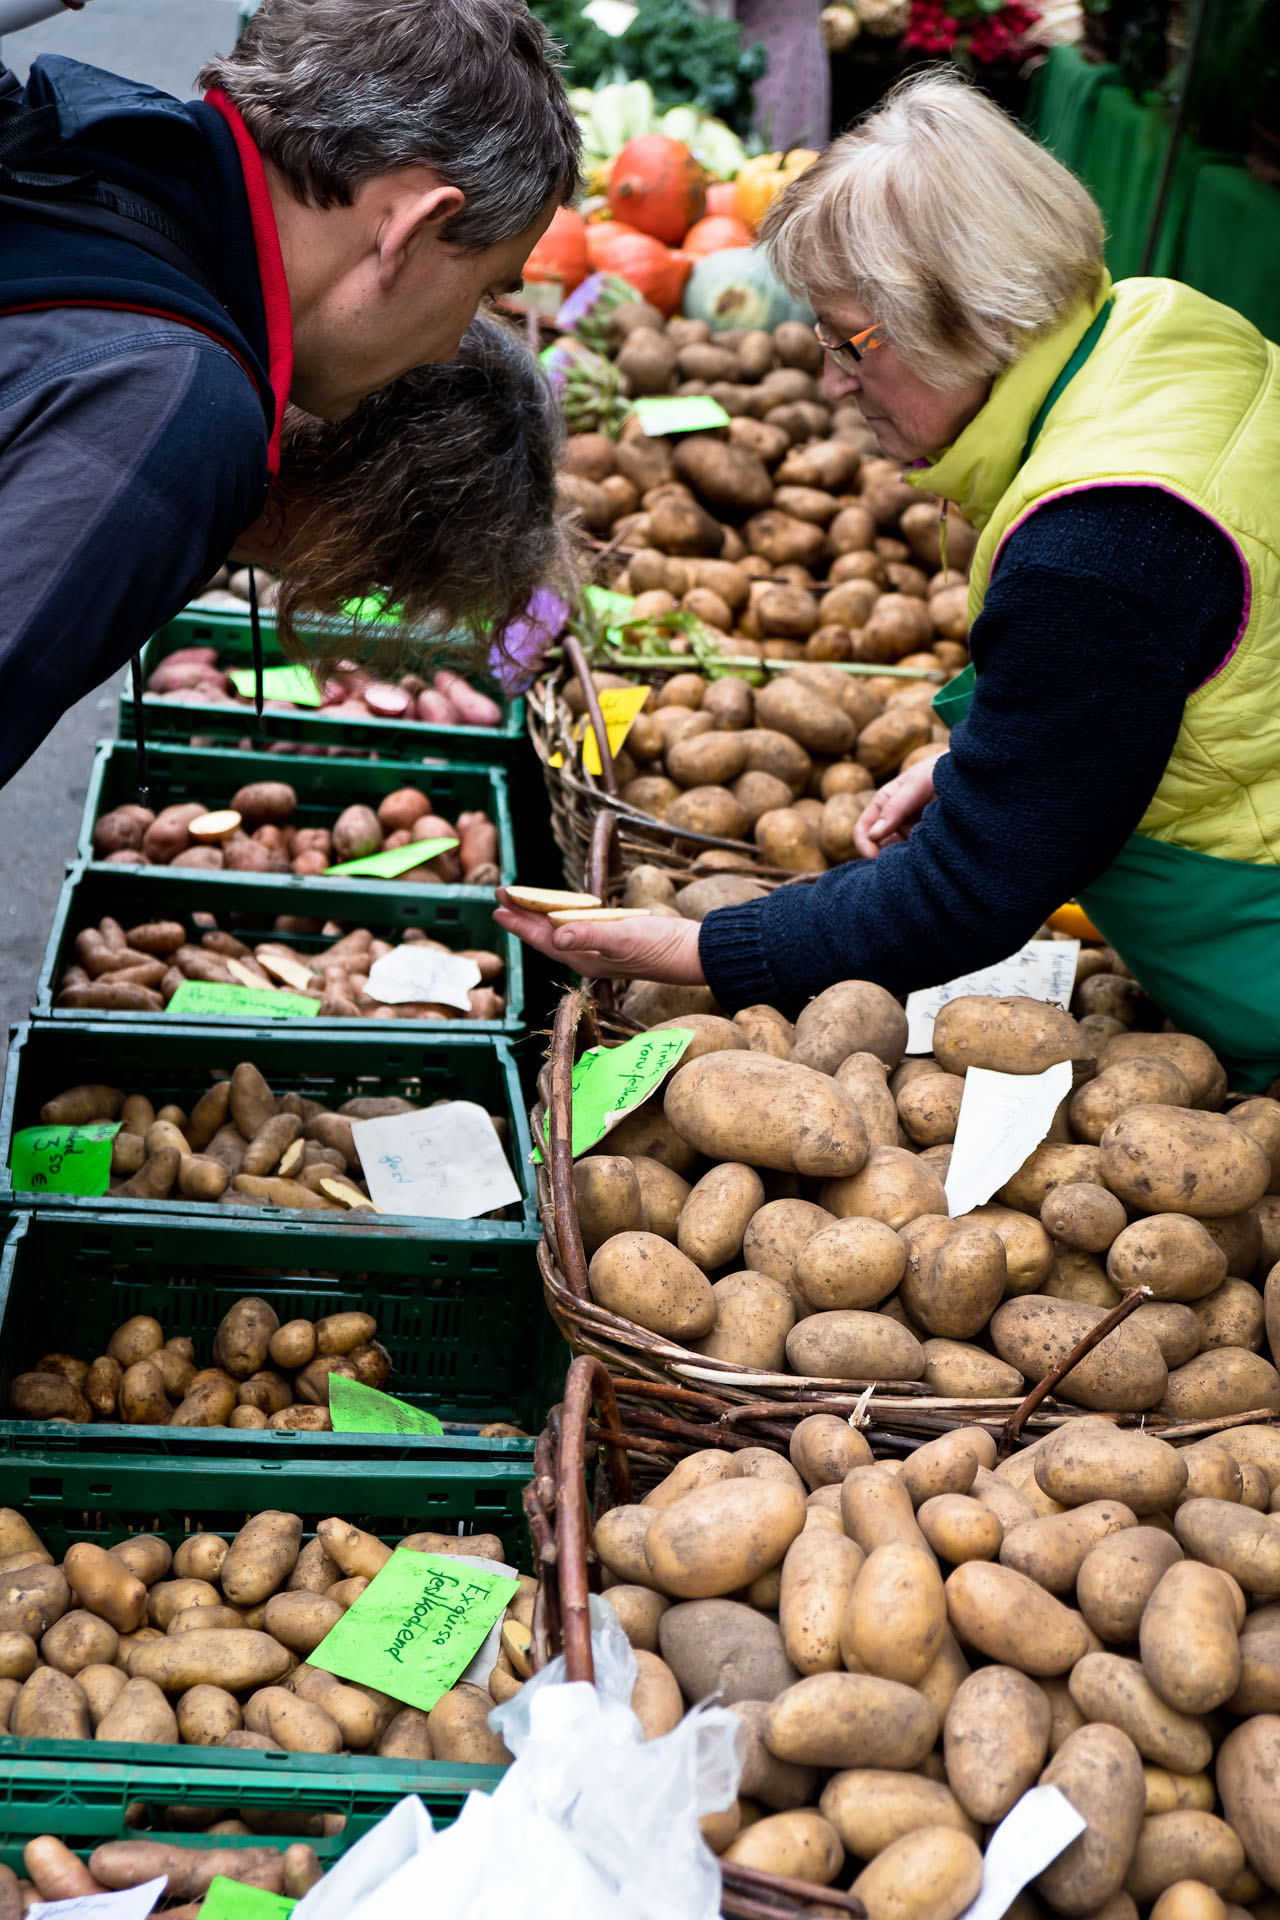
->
[697,486,1244,1017]
[0,307,266,787]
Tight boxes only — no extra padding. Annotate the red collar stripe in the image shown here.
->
[203,87,293,477]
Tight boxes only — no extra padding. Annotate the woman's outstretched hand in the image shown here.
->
[493,890,707,984]
[853,752,944,858]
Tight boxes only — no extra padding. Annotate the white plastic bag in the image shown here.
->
[293,1598,744,1920]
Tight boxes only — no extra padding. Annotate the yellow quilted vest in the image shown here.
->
[916,276,1280,1086]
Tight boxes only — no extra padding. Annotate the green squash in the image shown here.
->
[681,247,813,334]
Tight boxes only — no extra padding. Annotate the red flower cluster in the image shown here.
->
[902,0,1039,63]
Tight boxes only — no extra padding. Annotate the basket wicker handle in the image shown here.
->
[585,809,620,1018]
[549,989,595,1303]
[564,631,620,798]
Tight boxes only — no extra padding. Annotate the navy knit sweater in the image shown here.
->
[698,486,1245,1016]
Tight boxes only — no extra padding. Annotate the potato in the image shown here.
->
[63,1543,147,1633]
[675,1162,765,1271]
[41,1083,124,1126]
[945,1562,1091,1674]
[1038,1723,1148,1915]
[777,1528,863,1676]
[850,1827,983,1920]
[587,1231,715,1340]
[665,1053,867,1178]
[695,1271,794,1370]
[1175,1494,1280,1594]
[843,1544,945,1684]
[1077,1528,1185,1644]
[8,1373,91,1421]
[922,1339,1026,1397]
[177,1683,243,1745]
[41,1608,119,1675]
[791,1217,905,1313]
[904,1223,1007,1340]
[1000,1500,1136,1595]
[723,1809,845,1886]
[212,1298,280,1380]
[1158,1349,1280,1420]
[1215,1715,1280,1893]
[944,1665,1052,1823]
[931,995,1088,1077]
[753,676,856,758]
[1141,1560,1242,1712]
[789,1413,873,1490]
[262,1592,344,1656]
[170,1377,238,1426]
[572,1156,647,1257]
[1107,1215,1227,1302]
[11,1666,91,1740]
[216,1510,303,1608]
[1036,1420,1188,1515]
[643,1477,805,1598]
[786,1310,925,1382]
[660,1601,798,1715]
[917,1496,1002,1564]
[0,1629,38,1682]
[999,1143,1107,1214]
[821,1146,947,1230]
[1069,1651,1213,1774]
[841,1465,929,1557]
[602,1585,670,1653]
[764,1670,937,1770]
[130,1628,291,1694]
[1125,1814,1245,1905]
[1193,1277,1266,1351]
[1229,1627,1280,1713]
[377,1706,434,1759]
[1100,1107,1270,1218]
[1142,1770,1217,1818]
[755,806,826,873]
[989,1296,1167,1412]
[96,1675,179,1745]
[788,981,908,1077]
[427,1683,512,1765]
[119,1359,169,1425]
[629,1156,691,1242]
[1042,1183,1129,1253]
[897,1073,964,1148]
[630,1649,683,1741]
[250,1686,343,1755]
[79,1663,127,1726]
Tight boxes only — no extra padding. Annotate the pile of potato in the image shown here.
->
[146,644,505,730]
[560,307,972,658]
[93,780,500,885]
[14,1833,324,1912]
[29,1065,516,1220]
[568,659,951,877]
[56,915,505,1020]
[591,1416,1280,1915]
[10,1299,394,1431]
[0,1506,528,1767]
[565,976,1280,1424]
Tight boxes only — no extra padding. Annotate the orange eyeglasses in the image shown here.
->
[813,319,886,371]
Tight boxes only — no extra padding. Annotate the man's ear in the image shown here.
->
[377,180,466,288]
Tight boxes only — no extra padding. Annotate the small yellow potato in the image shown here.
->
[1076,1527,1184,1644]
[1140,1561,1241,1714]
[644,1477,806,1598]
[788,1413,873,1490]
[820,1771,978,1861]
[95,1675,179,1745]
[427,1683,512,1765]
[1148,1884,1229,1920]
[176,1683,243,1745]
[945,1561,1091,1674]
[601,1585,670,1652]
[779,1529,864,1674]
[219,1510,303,1606]
[630,1650,683,1739]
[762,1672,938,1770]
[1068,1653,1214,1773]
[723,1809,845,1886]
[917,1495,1003,1563]
[1037,1722,1147,1915]
[63,1543,147,1633]
[1216,1715,1280,1894]
[899,1429,996,1508]
[1124,1814,1245,1906]
[999,1500,1137,1595]
[842,1544,945,1684]
[850,1826,983,1920]
[1035,1418,1188,1516]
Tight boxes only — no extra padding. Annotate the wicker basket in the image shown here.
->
[533,988,1280,1452]
[525,1352,870,1920]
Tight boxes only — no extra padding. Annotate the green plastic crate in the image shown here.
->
[0,1209,565,1444]
[79,738,517,886]
[0,1442,526,1842]
[0,1022,540,1235]
[124,607,526,765]
[34,862,523,1033]
[0,1743,498,1872]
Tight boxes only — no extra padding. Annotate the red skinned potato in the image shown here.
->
[432,670,502,728]
[229,783,296,827]
[416,690,453,724]
[331,807,382,863]
[377,789,432,833]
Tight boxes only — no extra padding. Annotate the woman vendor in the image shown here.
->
[498,70,1280,1090]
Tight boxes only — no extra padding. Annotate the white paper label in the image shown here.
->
[905,939,1080,1055]
[582,0,638,33]
[451,1553,519,1689]
[352,1101,522,1219]
[29,1879,168,1920]
[945,1060,1074,1219]
[959,1785,1086,1920]
[366,947,481,1010]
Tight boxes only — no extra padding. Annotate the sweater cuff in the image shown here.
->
[698,899,788,1014]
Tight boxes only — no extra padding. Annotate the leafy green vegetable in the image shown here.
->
[533,0,766,137]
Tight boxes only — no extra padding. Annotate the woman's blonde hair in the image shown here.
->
[762,69,1106,389]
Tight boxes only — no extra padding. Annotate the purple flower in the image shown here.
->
[489,588,571,693]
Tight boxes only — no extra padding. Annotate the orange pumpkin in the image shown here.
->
[584,220,642,271]
[608,134,707,247]
[590,230,693,317]
[682,213,755,258]
[705,181,739,220]
[734,149,820,234]
[522,205,589,293]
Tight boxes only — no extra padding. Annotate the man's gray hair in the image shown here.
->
[199,0,581,248]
